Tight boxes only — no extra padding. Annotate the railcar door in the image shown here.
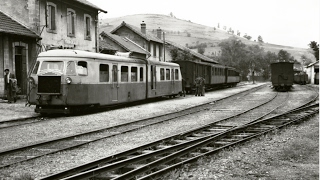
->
[112,64,119,101]
[171,68,175,93]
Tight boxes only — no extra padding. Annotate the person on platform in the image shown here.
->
[4,69,17,103]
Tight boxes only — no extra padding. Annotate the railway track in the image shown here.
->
[41,103,319,180]
[36,88,319,179]
[0,83,253,129]
[0,85,267,168]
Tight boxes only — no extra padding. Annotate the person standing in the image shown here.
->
[4,69,17,103]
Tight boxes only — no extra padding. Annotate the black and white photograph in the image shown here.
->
[0,0,319,179]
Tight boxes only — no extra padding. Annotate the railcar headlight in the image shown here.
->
[65,77,72,84]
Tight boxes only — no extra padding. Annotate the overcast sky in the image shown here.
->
[88,0,319,49]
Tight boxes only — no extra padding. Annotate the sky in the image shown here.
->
[88,0,319,49]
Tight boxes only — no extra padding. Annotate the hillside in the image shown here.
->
[100,14,316,63]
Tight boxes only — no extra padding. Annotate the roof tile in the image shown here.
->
[0,11,40,38]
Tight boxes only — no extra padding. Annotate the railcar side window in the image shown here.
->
[39,61,63,75]
[175,69,179,80]
[121,66,128,82]
[100,64,109,82]
[66,61,76,75]
[160,68,165,80]
[77,61,88,76]
[139,67,143,81]
[131,67,137,82]
[166,69,170,80]
[32,61,40,74]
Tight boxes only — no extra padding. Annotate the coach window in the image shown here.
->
[131,67,137,82]
[100,64,109,82]
[66,61,76,75]
[160,68,165,80]
[166,69,170,80]
[175,69,179,80]
[139,67,144,81]
[77,61,87,76]
[121,66,128,82]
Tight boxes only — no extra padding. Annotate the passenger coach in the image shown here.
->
[27,50,182,114]
[175,60,240,93]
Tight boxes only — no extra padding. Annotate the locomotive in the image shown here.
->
[27,50,182,114]
[270,62,294,91]
[175,60,240,93]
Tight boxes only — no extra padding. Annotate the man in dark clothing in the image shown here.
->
[4,69,17,103]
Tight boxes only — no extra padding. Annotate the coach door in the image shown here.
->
[112,64,119,101]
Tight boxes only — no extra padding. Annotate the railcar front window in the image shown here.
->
[32,61,40,74]
[39,61,64,75]
[66,61,76,75]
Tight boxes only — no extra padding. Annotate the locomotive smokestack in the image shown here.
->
[141,21,146,34]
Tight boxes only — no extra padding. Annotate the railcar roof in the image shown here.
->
[37,50,179,67]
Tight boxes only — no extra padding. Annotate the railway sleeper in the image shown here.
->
[95,172,120,180]
[170,139,190,144]
[185,136,201,140]
[120,164,146,172]
[189,152,205,157]
[155,145,173,150]
[199,146,215,152]
[213,141,231,145]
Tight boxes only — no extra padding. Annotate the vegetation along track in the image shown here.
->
[0,85,267,168]
[42,102,319,180]
[37,85,318,179]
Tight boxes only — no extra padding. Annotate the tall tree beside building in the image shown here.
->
[308,41,319,60]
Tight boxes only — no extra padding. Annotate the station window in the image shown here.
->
[166,69,170,80]
[121,66,128,82]
[175,69,179,80]
[131,67,137,82]
[100,64,109,82]
[46,2,57,33]
[139,67,143,81]
[67,8,76,37]
[84,14,91,40]
[77,61,87,76]
[160,68,165,80]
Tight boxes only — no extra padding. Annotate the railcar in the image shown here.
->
[270,62,294,91]
[174,60,240,93]
[27,50,182,114]
[294,72,308,85]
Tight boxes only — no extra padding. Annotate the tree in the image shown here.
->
[169,46,193,61]
[258,35,264,43]
[278,49,291,62]
[243,34,252,40]
[197,46,205,54]
[300,54,313,66]
[218,37,248,76]
[308,41,319,60]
